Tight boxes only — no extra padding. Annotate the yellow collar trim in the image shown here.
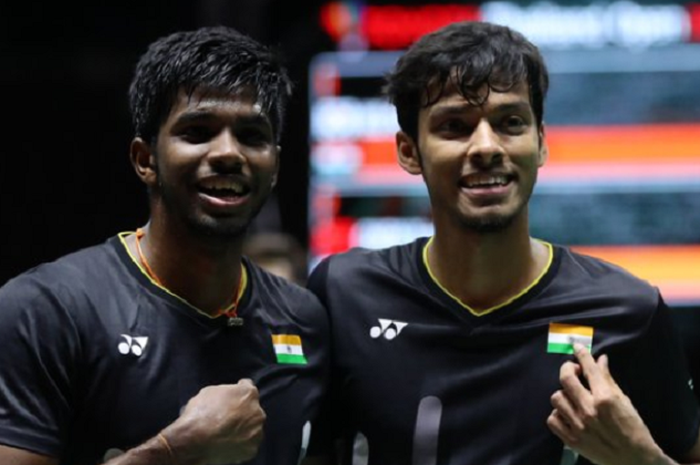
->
[118,231,248,320]
[422,236,553,317]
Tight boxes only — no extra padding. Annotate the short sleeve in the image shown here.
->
[616,295,700,458]
[0,274,81,457]
[305,257,343,458]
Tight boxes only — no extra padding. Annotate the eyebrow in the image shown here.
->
[430,100,532,118]
[173,110,271,127]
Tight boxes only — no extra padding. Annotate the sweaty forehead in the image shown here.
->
[179,87,262,111]
[164,88,268,123]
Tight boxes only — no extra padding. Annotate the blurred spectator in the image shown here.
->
[243,232,308,286]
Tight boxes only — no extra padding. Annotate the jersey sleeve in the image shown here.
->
[305,257,346,459]
[616,294,700,458]
[305,257,333,456]
[0,274,81,457]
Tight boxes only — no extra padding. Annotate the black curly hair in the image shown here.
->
[129,26,293,145]
[383,21,549,141]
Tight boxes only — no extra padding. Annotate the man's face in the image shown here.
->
[150,89,279,239]
[398,81,547,233]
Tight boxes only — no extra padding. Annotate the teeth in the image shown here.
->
[465,175,508,188]
[201,179,245,194]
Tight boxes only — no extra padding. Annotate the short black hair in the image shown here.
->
[129,25,293,144]
[383,21,549,141]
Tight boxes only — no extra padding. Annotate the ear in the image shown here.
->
[396,131,422,176]
[130,137,158,187]
[537,123,549,167]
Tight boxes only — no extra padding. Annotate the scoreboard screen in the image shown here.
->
[308,2,700,307]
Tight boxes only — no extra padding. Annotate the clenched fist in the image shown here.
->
[163,379,267,464]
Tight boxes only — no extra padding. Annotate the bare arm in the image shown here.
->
[0,379,265,465]
[0,445,58,465]
[547,343,700,465]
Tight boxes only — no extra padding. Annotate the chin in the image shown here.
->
[188,215,252,240]
[458,200,528,233]
[462,217,514,234]
[458,208,520,233]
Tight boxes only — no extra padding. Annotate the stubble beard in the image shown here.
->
[456,182,534,234]
[459,210,518,234]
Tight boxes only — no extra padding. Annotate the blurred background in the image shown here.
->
[2,0,699,317]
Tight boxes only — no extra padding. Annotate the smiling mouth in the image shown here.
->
[460,173,514,189]
[198,178,251,199]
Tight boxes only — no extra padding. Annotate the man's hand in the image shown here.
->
[163,379,266,464]
[547,344,675,465]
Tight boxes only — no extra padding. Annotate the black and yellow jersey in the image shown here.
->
[0,232,329,465]
[307,237,698,465]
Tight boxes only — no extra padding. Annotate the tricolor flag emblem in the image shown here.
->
[272,334,307,364]
[547,323,594,354]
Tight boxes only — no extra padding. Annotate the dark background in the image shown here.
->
[0,0,332,285]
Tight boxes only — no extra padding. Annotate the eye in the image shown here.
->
[502,115,527,134]
[179,125,215,144]
[237,126,273,147]
[437,118,470,137]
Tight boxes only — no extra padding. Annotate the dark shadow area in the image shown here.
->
[0,1,331,285]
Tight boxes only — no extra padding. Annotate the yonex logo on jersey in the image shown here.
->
[118,334,149,356]
[370,319,408,340]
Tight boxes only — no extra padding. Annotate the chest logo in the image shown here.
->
[547,323,593,354]
[118,334,149,357]
[370,319,408,340]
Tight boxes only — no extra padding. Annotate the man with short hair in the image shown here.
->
[0,26,328,465]
[304,20,700,465]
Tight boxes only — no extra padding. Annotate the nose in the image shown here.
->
[467,120,503,167]
[208,129,245,171]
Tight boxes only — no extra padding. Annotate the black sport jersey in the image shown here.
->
[307,237,699,465]
[0,233,329,465]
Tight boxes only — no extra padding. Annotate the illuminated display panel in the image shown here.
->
[309,9,700,306]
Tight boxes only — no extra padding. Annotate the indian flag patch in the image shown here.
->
[547,323,594,354]
[272,334,307,364]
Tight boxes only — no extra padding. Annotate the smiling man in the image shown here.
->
[0,26,328,465]
[303,21,700,465]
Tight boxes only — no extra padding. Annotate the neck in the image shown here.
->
[131,216,245,316]
[427,216,549,313]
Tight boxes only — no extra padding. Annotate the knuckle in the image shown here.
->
[199,385,214,395]
[559,361,576,376]
[593,393,616,413]
[239,379,256,392]
[559,371,578,389]
[240,383,259,399]
[550,390,563,406]
[579,406,597,424]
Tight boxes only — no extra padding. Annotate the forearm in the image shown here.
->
[104,431,205,465]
